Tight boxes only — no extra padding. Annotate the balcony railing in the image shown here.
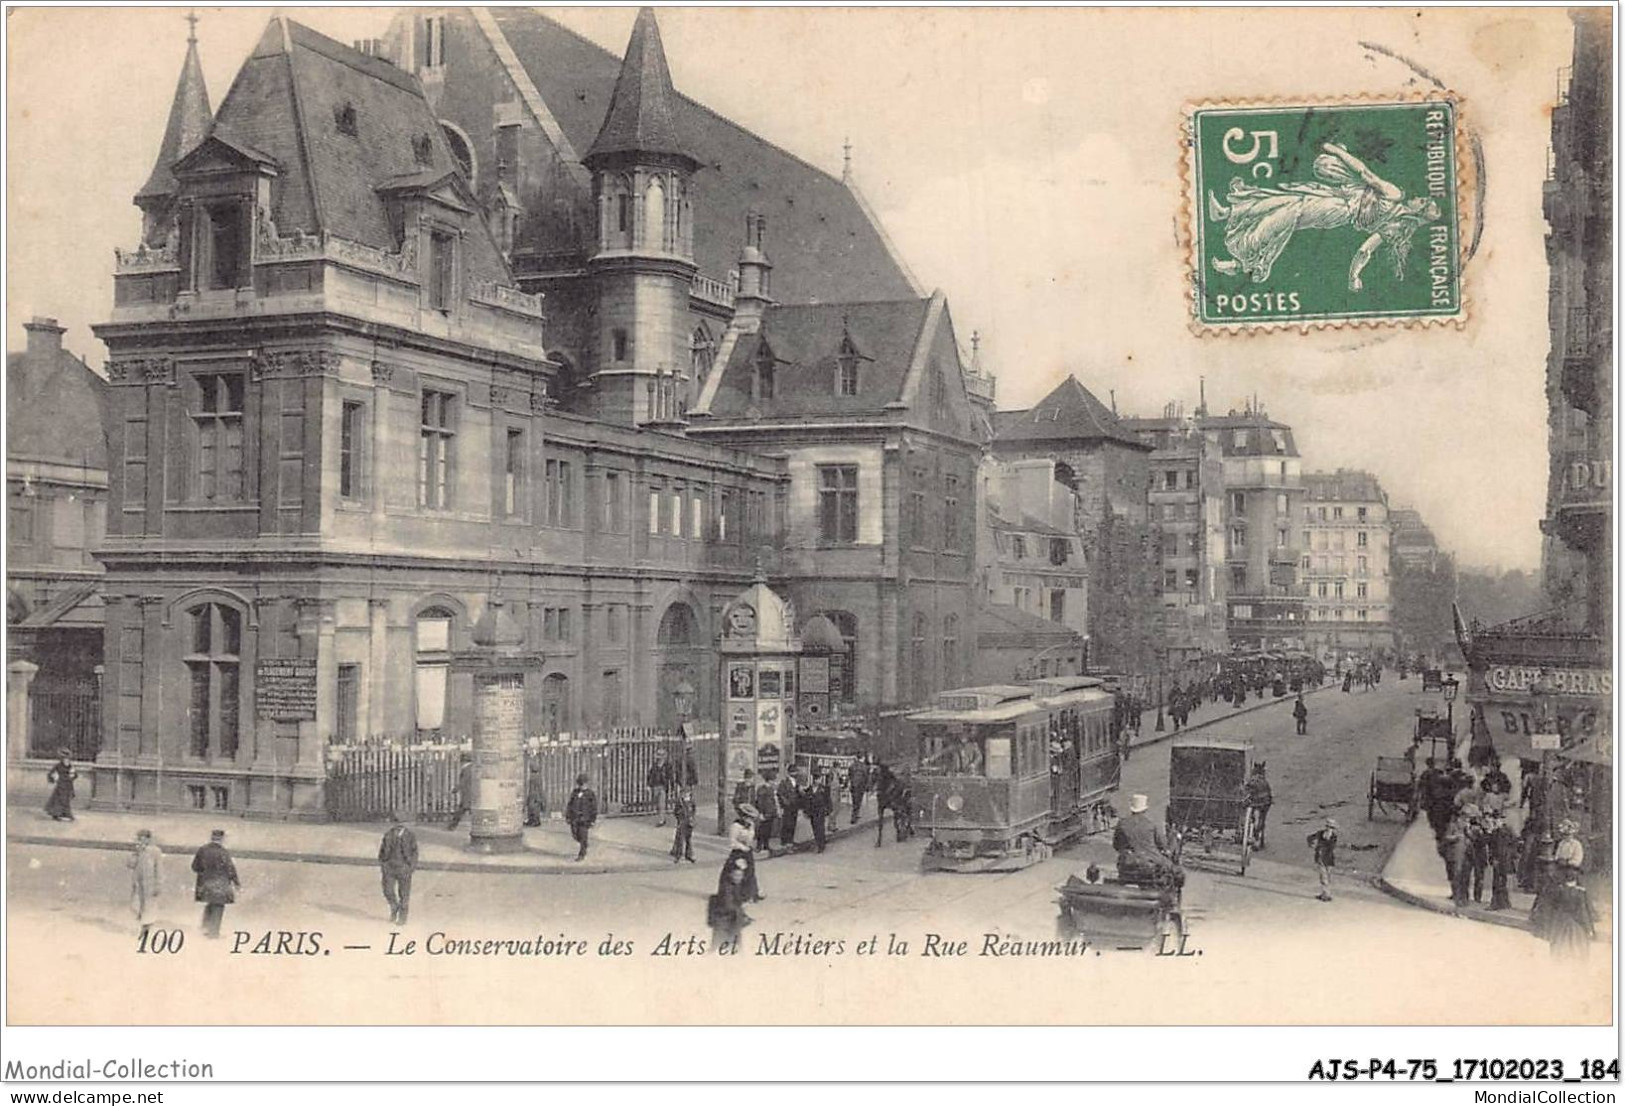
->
[690,273,736,309]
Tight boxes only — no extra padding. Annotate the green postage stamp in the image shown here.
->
[1187,97,1464,330]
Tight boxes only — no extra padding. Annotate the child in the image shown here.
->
[670,788,696,864]
[1307,817,1338,902]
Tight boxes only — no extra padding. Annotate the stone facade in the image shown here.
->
[1299,469,1395,659]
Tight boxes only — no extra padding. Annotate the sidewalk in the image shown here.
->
[5,791,885,876]
[1375,814,1537,931]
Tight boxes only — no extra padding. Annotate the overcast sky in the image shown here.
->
[6,6,1575,571]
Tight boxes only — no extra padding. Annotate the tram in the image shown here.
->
[907,676,1120,872]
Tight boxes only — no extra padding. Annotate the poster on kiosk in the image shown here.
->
[716,578,803,831]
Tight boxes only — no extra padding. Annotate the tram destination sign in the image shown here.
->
[256,658,318,721]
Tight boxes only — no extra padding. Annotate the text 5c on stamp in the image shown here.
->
[1187,97,1464,331]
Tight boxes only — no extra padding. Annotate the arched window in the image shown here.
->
[942,613,959,687]
[415,607,454,739]
[185,602,241,760]
[690,325,714,399]
[910,612,929,702]
[674,178,692,254]
[656,602,696,646]
[820,610,859,705]
[541,673,570,739]
[603,174,634,250]
[643,175,666,251]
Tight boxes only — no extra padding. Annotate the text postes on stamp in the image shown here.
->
[1188,98,1463,330]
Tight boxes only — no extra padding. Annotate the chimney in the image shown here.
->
[732,212,775,330]
[24,317,65,360]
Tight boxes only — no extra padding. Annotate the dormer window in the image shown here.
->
[426,229,455,311]
[837,337,859,397]
[334,102,358,137]
[754,342,776,401]
[195,202,247,291]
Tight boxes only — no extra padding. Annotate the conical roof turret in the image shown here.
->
[136,13,213,201]
[583,7,694,168]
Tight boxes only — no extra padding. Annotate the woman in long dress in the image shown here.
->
[1209,142,1442,290]
[128,829,163,937]
[44,749,77,821]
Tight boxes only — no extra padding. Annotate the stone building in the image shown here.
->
[1388,507,1443,571]
[991,375,1156,672]
[1298,470,1394,659]
[975,457,1089,639]
[6,319,111,765]
[87,11,1003,815]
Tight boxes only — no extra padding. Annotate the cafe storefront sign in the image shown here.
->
[1483,666,1612,698]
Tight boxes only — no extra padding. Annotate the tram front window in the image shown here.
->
[919,729,988,776]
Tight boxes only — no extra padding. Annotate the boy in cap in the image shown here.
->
[565,773,598,861]
[1307,818,1338,901]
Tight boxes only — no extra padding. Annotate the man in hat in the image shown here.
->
[565,773,598,862]
[378,812,419,925]
[1113,794,1178,887]
[670,787,697,865]
[1306,817,1338,902]
[447,752,475,830]
[1292,692,1309,735]
[1243,762,1273,849]
[191,829,240,938]
[1485,808,1519,911]
[128,829,163,938]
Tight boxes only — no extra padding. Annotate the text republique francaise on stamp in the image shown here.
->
[1187,97,1464,331]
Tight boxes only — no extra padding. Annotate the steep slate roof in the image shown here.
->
[206,19,509,286]
[137,25,212,201]
[993,375,1147,449]
[486,8,918,304]
[7,347,109,471]
[705,299,930,420]
[976,603,1083,641]
[1303,470,1385,503]
[583,8,690,166]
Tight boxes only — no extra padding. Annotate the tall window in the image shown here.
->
[942,613,959,686]
[427,230,454,311]
[930,364,947,416]
[718,489,733,542]
[612,329,629,362]
[643,175,666,250]
[420,14,446,68]
[541,674,570,737]
[617,193,633,236]
[817,465,858,544]
[192,373,244,501]
[503,429,524,516]
[1357,506,1368,522]
[910,613,929,702]
[1230,491,1246,515]
[415,608,452,738]
[1229,526,1246,552]
[648,486,662,535]
[943,474,961,546]
[690,491,704,539]
[1357,531,1368,548]
[601,669,624,727]
[1231,565,1247,590]
[602,471,625,533]
[755,343,775,401]
[185,603,241,760]
[545,459,573,527]
[340,400,364,499]
[837,337,859,396]
[1356,582,1368,599]
[418,390,455,509]
[335,664,360,744]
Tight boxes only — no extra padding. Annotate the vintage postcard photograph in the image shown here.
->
[2,2,1616,1059]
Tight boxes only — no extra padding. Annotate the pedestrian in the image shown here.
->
[1466,808,1490,905]
[1243,762,1273,849]
[728,804,763,902]
[848,756,870,825]
[565,773,598,862]
[1306,817,1338,902]
[44,748,77,821]
[776,768,803,849]
[1342,671,1353,693]
[1553,818,1585,875]
[732,768,756,816]
[1485,810,1519,911]
[1441,806,1475,911]
[128,829,163,938]
[446,753,474,830]
[873,763,898,847]
[1539,869,1596,960]
[1292,692,1308,736]
[191,829,240,938]
[806,771,832,853]
[647,751,672,827]
[1113,794,1181,889]
[670,787,697,864]
[524,751,547,828]
[892,772,915,842]
[753,771,780,853]
[1480,760,1513,807]
[378,813,418,925]
[707,856,753,953]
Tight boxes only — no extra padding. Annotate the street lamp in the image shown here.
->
[1441,674,1459,760]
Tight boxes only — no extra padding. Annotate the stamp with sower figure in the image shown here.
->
[1187,98,1464,330]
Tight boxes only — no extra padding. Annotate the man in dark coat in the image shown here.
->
[1292,693,1309,735]
[732,769,756,816]
[378,814,419,925]
[670,787,697,864]
[191,829,240,938]
[564,774,598,862]
[848,757,871,825]
[1114,794,1180,887]
[753,773,780,852]
[806,771,833,853]
[1243,762,1274,849]
[776,769,803,849]
[1307,818,1338,902]
[647,752,673,827]
[447,753,474,830]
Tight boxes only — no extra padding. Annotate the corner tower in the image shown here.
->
[582,7,699,427]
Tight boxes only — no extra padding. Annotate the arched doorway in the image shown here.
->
[541,672,570,738]
[654,601,701,730]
